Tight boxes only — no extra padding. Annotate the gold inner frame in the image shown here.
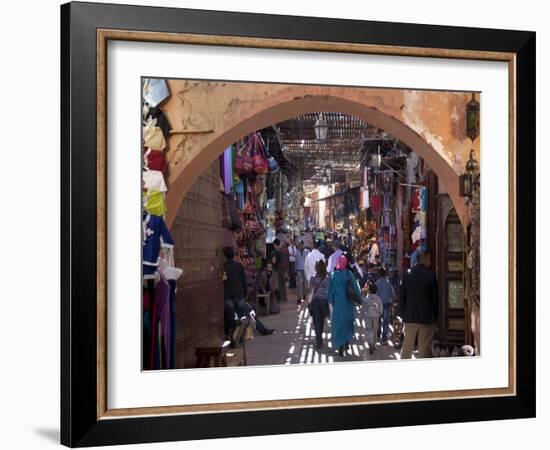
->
[96,28,517,420]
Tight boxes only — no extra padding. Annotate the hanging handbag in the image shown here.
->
[234,140,251,174]
[346,273,362,306]
[253,134,269,174]
[241,138,255,175]
[267,154,279,173]
[262,136,279,173]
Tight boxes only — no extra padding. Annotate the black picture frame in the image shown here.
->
[61,1,536,447]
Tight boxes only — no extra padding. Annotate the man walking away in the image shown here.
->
[294,241,309,303]
[322,238,334,261]
[271,239,288,303]
[375,268,395,344]
[399,252,439,359]
[304,240,326,300]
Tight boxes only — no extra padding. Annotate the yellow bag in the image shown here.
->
[143,190,167,216]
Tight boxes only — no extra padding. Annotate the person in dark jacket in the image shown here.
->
[271,239,288,303]
[223,249,275,337]
[399,251,439,359]
[257,261,281,314]
[222,247,248,336]
[321,238,334,261]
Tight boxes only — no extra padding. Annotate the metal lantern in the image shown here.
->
[466,93,480,141]
[459,149,480,199]
[314,113,328,141]
[371,145,382,168]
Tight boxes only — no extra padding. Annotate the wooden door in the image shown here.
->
[171,159,223,368]
[436,195,466,346]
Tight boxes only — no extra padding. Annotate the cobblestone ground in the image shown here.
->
[246,288,402,366]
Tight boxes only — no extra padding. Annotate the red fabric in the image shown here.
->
[145,149,167,173]
[370,195,381,212]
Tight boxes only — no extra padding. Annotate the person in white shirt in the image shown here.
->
[368,237,379,265]
[294,241,309,303]
[327,243,345,273]
[304,240,326,298]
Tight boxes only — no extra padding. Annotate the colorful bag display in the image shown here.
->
[252,134,269,174]
[234,139,254,175]
[233,141,247,174]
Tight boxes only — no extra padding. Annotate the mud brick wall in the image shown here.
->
[171,159,223,368]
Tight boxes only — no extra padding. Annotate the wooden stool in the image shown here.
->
[255,293,270,316]
[222,340,247,367]
[195,347,224,368]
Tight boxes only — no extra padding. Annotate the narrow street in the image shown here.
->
[247,288,401,366]
[141,80,480,370]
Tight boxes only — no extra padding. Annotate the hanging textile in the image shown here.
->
[142,78,170,107]
[143,190,167,216]
[144,106,171,139]
[143,126,167,151]
[144,148,167,173]
[370,195,382,213]
[142,212,174,270]
[223,147,233,194]
[411,188,422,213]
[143,169,167,192]
[152,272,171,370]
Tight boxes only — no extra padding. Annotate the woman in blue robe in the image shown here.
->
[329,255,362,356]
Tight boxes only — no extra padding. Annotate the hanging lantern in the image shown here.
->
[314,113,328,141]
[371,144,382,168]
[459,149,480,199]
[466,93,480,141]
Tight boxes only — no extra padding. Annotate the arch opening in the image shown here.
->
[165,94,464,228]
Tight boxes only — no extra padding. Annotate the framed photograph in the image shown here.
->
[61,1,535,447]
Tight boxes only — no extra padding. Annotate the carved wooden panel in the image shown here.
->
[437,194,466,346]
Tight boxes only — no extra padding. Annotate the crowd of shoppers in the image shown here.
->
[223,227,440,360]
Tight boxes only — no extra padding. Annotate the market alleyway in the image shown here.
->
[246,288,401,366]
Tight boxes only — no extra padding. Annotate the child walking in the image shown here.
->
[363,284,383,354]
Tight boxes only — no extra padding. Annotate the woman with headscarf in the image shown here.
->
[328,255,362,356]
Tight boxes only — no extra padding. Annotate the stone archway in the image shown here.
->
[161,80,478,228]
